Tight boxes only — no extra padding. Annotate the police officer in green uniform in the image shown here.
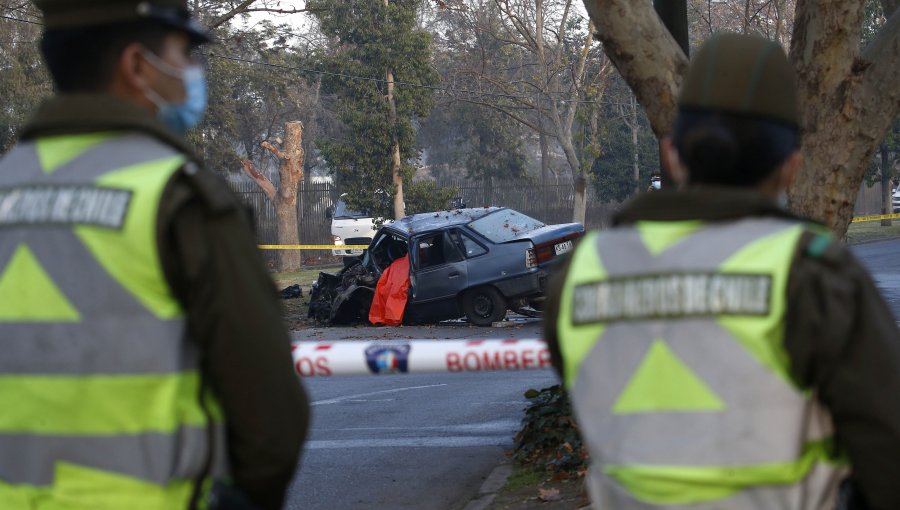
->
[0,1,309,509]
[546,33,900,509]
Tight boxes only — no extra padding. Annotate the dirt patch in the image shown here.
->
[488,467,588,510]
[280,296,311,330]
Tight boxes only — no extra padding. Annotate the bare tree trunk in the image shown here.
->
[788,3,900,236]
[743,0,751,33]
[557,133,587,223]
[539,123,550,219]
[385,0,405,220]
[241,121,305,271]
[631,94,641,195]
[882,144,893,226]
[774,0,785,44]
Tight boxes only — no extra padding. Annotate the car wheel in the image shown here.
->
[462,286,507,327]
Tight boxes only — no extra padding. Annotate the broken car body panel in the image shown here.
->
[308,207,584,325]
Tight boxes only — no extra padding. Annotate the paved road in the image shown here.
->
[852,238,900,319]
[285,321,556,510]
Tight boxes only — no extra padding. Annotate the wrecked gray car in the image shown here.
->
[308,207,584,326]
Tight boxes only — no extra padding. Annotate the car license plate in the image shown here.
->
[349,248,364,255]
[554,240,573,256]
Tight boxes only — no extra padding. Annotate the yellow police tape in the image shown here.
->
[258,244,369,250]
[851,213,900,223]
[260,214,897,249]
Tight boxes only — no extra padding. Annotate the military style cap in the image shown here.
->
[34,0,209,43]
[679,33,798,127]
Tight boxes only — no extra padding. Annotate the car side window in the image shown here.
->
[450,229,487,258]
[443,231,464,263]
[416,233,448,270]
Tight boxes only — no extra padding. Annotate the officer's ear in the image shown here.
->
[108,42,156,107]
[776,150,802,191]
[661,137,688,188]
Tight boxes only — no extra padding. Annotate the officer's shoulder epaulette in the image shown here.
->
[805,233,832,258]
[178,161,240,215]
[798,223,841,261]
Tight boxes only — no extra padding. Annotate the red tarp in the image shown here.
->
[369,255,410,326]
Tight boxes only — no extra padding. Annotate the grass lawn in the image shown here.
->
[846,220,900,245]
[271,266,342,290]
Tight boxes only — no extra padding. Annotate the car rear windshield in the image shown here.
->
[467,209,545,243]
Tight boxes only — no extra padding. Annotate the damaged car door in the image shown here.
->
[406,230,467,323]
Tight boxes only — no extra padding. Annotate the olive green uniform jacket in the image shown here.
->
[20,95,310,510]
[544,188,900,510]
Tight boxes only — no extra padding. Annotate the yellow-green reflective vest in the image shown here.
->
[557,218,845,509]
[0,133,227,509]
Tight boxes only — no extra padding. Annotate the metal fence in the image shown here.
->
[855,181,888,216]
[228,179,336,246]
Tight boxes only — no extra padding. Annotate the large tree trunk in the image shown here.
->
[788,3,900,236]
[241,121,305,271]
[385,0,405,220]
[275,122,304,270]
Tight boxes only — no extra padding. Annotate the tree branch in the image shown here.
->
[453,97,542,133]
[209,0,323,29]
[261,140,287,161]
[563,20,594,133]
[241,160,277,202]
[210,0,257,28]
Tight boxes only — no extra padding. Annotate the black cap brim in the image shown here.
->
[137,3,211,44]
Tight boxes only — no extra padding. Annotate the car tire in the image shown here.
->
[462,286,507,327]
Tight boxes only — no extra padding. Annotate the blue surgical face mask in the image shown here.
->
[142,50,207,135]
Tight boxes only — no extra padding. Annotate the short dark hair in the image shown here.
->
[40,21,170,93]
[672,109,799,187]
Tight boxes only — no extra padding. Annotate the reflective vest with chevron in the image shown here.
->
[0,133,227,509]
[558,218,846,509]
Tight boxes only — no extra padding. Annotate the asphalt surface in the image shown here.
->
[852,238,900,319]
[285,319,556,510]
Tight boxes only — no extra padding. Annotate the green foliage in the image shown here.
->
[310,0,439,219]
[513,385,587,475]
[590,76,660,203]
[404,181,459,214]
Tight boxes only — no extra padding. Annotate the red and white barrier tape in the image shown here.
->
[291,338,550,377]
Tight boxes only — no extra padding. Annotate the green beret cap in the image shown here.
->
[34,0,209,43]
[679,33,798,127]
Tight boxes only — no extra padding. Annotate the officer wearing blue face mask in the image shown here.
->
[0,1,310,509]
